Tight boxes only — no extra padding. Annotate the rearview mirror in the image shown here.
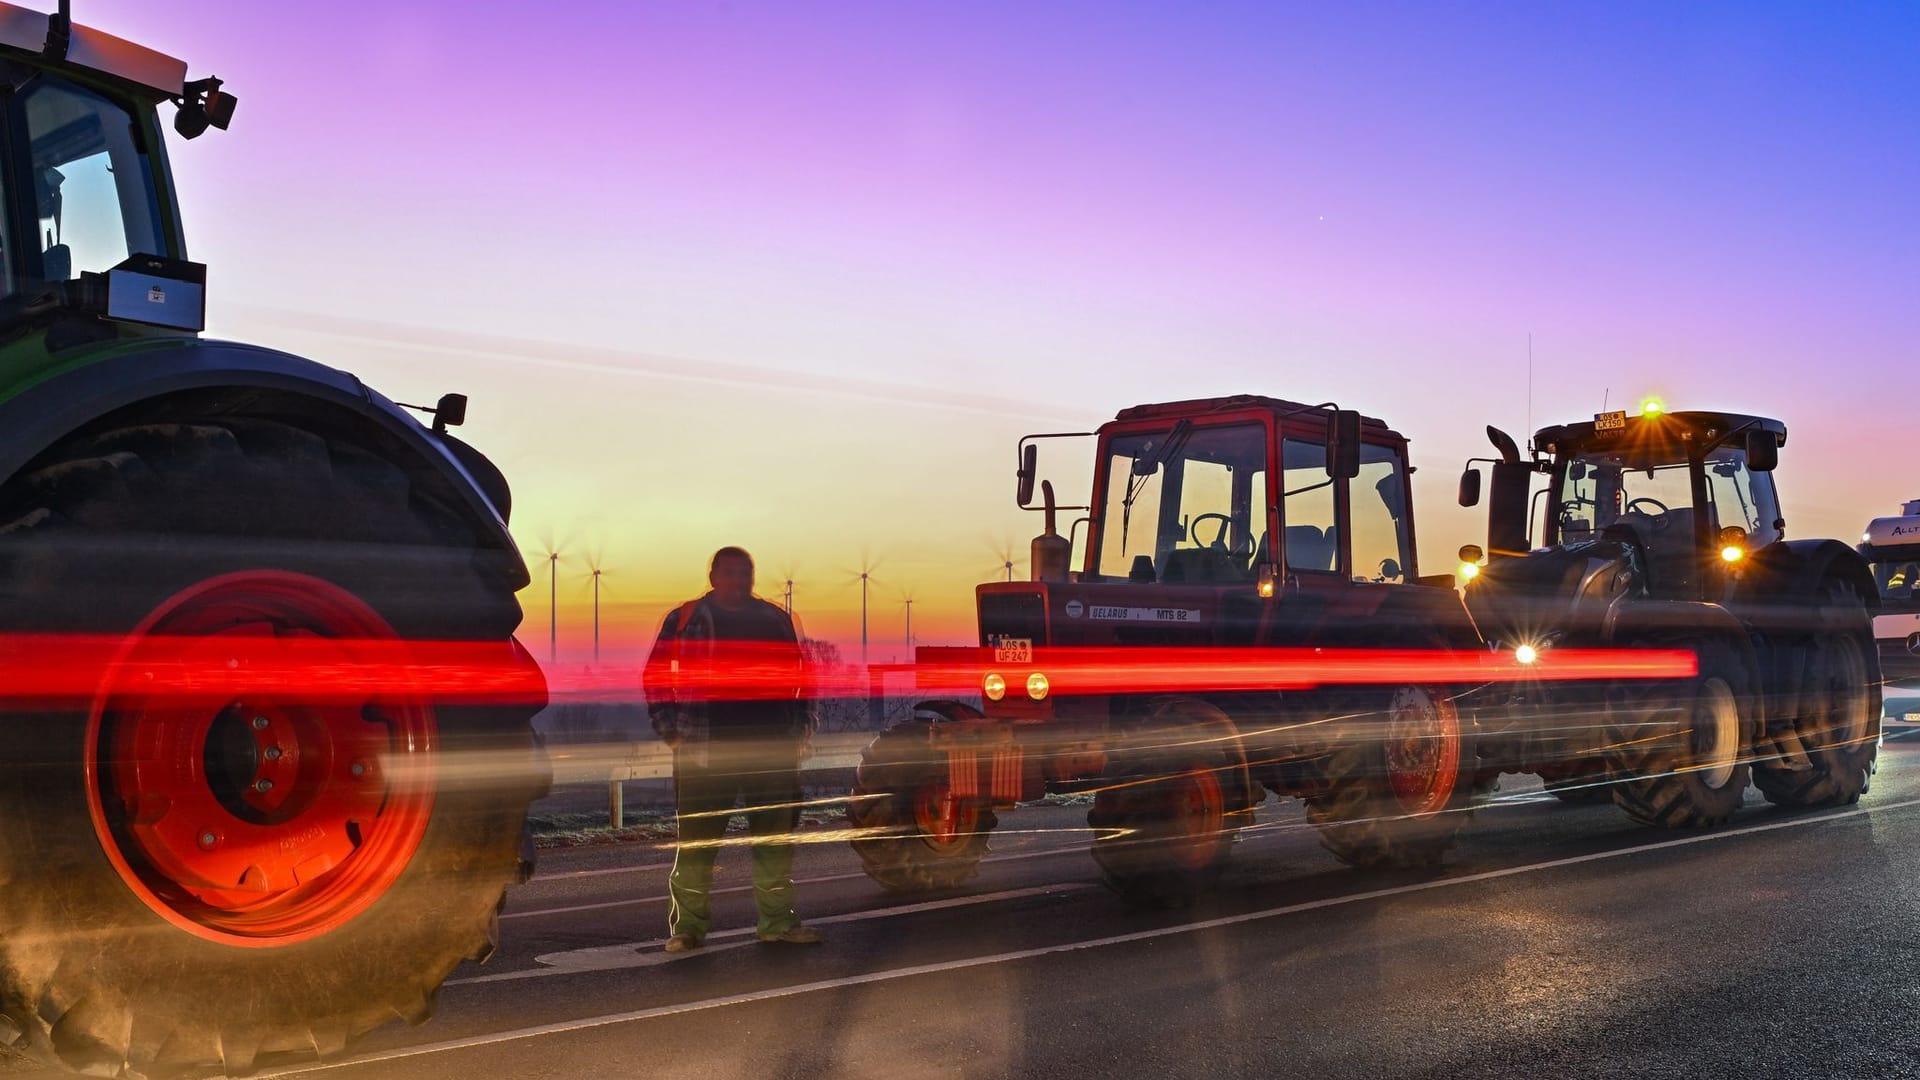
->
[1017,443,1038,507]
[1328,409,1361,480]
[1458,467,1482,508]
[1745,429,1779,472]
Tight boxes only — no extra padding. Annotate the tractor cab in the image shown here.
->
[1534,408,1784,601]
[1,2,233,340]
[1464,405,1785,604]
[1079,397,1419,590]
[986,395,1429,675]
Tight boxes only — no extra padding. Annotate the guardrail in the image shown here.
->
[544,732,875,828]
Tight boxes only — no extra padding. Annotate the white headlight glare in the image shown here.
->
[983,673,1007,701]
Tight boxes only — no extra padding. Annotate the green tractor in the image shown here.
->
[0,5,547,1074]
[1459,402,1880,823]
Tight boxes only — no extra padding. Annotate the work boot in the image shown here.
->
[756,925,824,945]
[664,933,704,954]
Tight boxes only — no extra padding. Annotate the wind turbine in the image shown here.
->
[985,538,1025,583]
[538,531,566,664]
[901,588,916,654]
[846,555,883,671]
[584,550,609,664]
[777,560,799,616]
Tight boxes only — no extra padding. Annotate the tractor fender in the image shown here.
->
[1605,600,1764,727]
[1149,696,1259,815]
[0,338,527,588]
[1741,539,1880,630]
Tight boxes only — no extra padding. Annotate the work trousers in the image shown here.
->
[667,742,805,939]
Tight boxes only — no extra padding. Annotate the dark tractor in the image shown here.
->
[848,395,1486,907]
[0,6,547,1074]
[1458,404,1880,824]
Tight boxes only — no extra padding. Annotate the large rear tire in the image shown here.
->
[1088,700,1246,907]
[847,720,997,892]
[1754,588,1881,808]
[0,414,547,1075]
[1306,685,1474,868]
[1605,642,1752,828]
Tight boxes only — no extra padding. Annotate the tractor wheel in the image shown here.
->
[1754,588,1881,807]
[1088,701,1245,907]
[0,416,547,1076]
[1604,643,1752,828]
[1306,685,1473,869]
[847,721,996,892]
[1538,761,1614,804]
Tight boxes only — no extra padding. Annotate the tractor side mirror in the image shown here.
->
[1745,429,1778,472]
[1017,442,1038,507]
[1458,467,1483,508]
[433,393,468,431]
[1328,409,1362,480]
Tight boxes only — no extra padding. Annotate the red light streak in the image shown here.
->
[0,637,1695,709]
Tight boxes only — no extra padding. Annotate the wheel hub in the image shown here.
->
[1165,767,1225,870]
[1382,686,1462,816]
[85,572,436,946]
[1690,678,1741,791]
[913,782,978,855]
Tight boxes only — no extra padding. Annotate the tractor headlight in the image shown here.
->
[1717,525,1748,565]
[1514,643,1541,665]
[1026,672,1050,701]
[983,673,1007,701]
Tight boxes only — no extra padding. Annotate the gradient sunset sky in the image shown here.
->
[81,1,1919,663]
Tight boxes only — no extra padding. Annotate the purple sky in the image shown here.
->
[76,1,1920,656]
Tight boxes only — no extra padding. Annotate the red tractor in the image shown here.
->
[848,396,1488,905]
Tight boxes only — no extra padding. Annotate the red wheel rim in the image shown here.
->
[84,571,436,947]
[912,781,979,856]
[1383,686,1461,817]
[1166,766,1225,871]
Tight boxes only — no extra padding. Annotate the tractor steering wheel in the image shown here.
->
[1188,513,1241,554]
[1624,496,1671,517]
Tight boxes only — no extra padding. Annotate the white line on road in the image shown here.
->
[268,795,1920,1076]
[461,883,1096,985]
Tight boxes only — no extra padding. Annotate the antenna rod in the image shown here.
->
[1526,333,1534,448]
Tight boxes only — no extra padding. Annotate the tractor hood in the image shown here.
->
[1463,540,1642,648]
[974,580,1263,651]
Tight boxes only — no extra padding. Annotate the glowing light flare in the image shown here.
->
[1458,562,1480,582]
[0,637,1701,711]
[1720,545,1745,564]
[1026,672,1050,700]
[982,672,1007,701]
[1513,644,1540,665]
[1640,397,1664,417]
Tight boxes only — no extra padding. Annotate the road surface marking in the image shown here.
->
[462,883,1095,984]
[269,795,1920,1075]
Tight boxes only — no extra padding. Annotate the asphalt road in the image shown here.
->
[17,735,1920,1080]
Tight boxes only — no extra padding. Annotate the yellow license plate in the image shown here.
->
[993,638,1032,664]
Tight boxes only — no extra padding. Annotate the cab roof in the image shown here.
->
[0,3,189,97]
[1534,410,1787,461]
[1112,395,1403,440]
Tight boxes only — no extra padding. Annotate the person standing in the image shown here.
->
[643,546,821,952]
